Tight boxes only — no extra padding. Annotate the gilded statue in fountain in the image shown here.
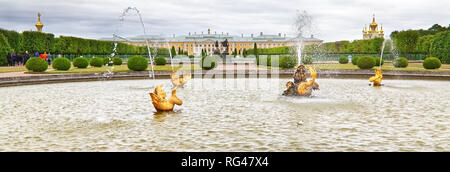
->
[171,71,191,88]
[283,65,319,97]
[149,84,183,111]
[369,69,383,86]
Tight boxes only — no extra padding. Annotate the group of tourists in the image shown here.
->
[6,51,52,66]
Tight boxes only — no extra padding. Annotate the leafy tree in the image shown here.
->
[0,33,12,66]
[430,31,450,64]
[170,46,176,57]
[392,30,419,58]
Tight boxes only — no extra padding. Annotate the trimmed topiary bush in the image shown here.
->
[189,55,195,59]
[339,57,349,64]
[112,57,123,65]
[374,57,385,66]
[256,56,271,66]
[423,57,441,69]
[127,56,148,71]
[357,56,376,69]
[200,56,217,70]
[279,56,297,69]
[301,56,313,64]
[351,56,360,65]
[52,57,71,71]
[73,57,89,68]
[90,57,103,67]
[394,57,408,68]
[154,56,166,65]
[103,57,114,66]
[26,57,48,72]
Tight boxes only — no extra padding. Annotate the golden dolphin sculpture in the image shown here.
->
[297,66,317,96]
[171,72,192,88]
[149,84,183,111]
[369,69,383,86]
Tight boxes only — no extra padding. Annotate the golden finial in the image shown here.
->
[35,12,44,32]
[380,24,384,33]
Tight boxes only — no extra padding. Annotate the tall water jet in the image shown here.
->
[293,10,313,65]
[167,42,174,72]
[115,7,155,79]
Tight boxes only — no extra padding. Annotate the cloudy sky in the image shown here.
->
[0,0,449,42]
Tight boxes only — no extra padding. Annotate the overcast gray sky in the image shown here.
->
[0,0,449,42]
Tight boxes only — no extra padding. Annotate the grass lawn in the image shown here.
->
[310,62,450,72]
[28,64,200,74]
[0,66,28,73]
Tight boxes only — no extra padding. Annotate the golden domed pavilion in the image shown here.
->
[363,14,384,39]
[35,13,44,32]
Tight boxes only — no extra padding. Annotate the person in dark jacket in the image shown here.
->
[17,53,23,66]
[11,53,17,66]
[6,53,12,66]
[34,52,40,57]
[23,51,30,65]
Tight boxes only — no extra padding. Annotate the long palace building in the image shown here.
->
[100,28,322,56]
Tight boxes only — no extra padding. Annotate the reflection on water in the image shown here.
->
[0,78,449,152]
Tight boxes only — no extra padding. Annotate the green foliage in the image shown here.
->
[256,56,271,66]
[423,57,441,69]
[22,31,54,54]
[307,38,389,54]
[233,48,237,57]
[394,57,409,68]
[430,31,450,64]
[0,33,11,66]
[374,57,385,66]
[302,56,313,64]
[103,57,114,66]
[127,56,148,71]
[189,55,195,58]
[254,43,258,58]
[154,56,166,65]
[357,56,376,69]
[279,56,297,69]
[351,56,359,65]
[112,57,122,65]
[201,49,206,58]
[73,57,89,68]
[52,57,71,71]
[416,34,437,56]
[89,57,103,67]
[170,46,176,57]
[25,57,48,72]
[0,28,22,52]
[200,56,217,70]
[248,46,290,55]
[392,30,420,57]
[338,57,349,64]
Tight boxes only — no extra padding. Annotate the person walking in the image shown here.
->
[17,53,23,66]
[46,52,52,65]
[23,51,30,65]
[11,52,17,66]
[34,51,40,57]
[6,53,12,66]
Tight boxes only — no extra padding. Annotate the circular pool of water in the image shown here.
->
[0,78,449,151]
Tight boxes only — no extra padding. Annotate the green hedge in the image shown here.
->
[430,31,450,64]
[103,57,114,66]
[0,28,22,52]
[357,56,376,69]
[154,56,166,65]
[112,57,123,65]
[339,57,349,64]
[256,56,271,66]
[73,57,89,68]
[90,57,103,67]
[374,57,384,66]
[201,56,217,70]
[0,33,11,66]
[302,56,313,64]
[127,56,148,71]
[394,57,409,68]
[52,57,71,71]
[351,56,359,65]
[423,57,441,69]
[26,57,48,72]
[279,56,297,69]
[22,31,54,53]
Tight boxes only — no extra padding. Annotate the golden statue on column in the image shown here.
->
[35,13,44,32]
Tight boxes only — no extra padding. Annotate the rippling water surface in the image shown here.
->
[0,78,449,151]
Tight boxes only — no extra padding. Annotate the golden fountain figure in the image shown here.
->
[369,69,383,86]
[149,84,183,111]
[283,65,319,97]
[170,71,191,88]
